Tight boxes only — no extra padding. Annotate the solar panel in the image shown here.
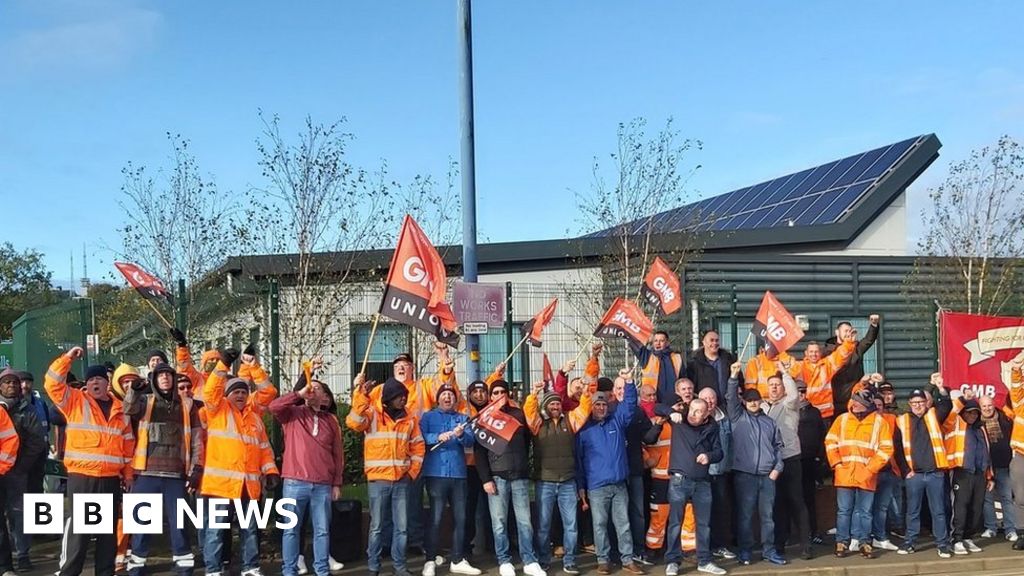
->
[586,134,928,238]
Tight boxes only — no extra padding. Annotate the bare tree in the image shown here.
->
[911,135,1024,315]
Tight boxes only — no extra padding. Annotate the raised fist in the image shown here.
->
[730,362,742,377]
[592,342,604,355]
[561,360,577,374]
[869,314,880,326]
[219,347,240,367]
[66,346,85,360]
[169,328,188,347]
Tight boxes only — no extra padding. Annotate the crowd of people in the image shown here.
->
[2,314,1024,576]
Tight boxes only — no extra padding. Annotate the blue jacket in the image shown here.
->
[421,408,474,478]
[726,377,784,475]
[576,382,638,491]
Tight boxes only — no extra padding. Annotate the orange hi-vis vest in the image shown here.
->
[825,410,893,491]
[896,409,950,471]
[132,395,195,474]
[347,385,425,482]
[943,399,993,477]
[175,345,220,400]
[648,421,672,481]
[790,340,855,418]
[878,411,901,475]
[200,362,279,500]
[641,353,684,391]
[524,390,592,436]
[0,407,19,475]
[1006,366,1024,456]
[45,355,134,479]
[745,351,794,398]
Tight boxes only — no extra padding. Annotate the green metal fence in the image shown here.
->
[11,298,96,381]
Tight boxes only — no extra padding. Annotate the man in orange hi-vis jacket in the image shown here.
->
[788,330,858,420]
[45,346,135,576]
[0,404,18,475]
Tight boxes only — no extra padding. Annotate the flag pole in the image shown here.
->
[738,331,754,361]
[573,337,595,363]
[501,333,531,367]
[359,313,382,376]
[142,298,174,329]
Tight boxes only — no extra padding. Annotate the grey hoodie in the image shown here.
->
[726,377,784,475]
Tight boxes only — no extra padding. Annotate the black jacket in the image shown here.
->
[475,404,531,482]
[0,396,48,477]
[797,401,826,461]
[653,403,722,480]
[625,409,653,476]
[687,348,738,407]
[826,323,880,413]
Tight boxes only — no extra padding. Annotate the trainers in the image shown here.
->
[1009,531,1020,542]
[897,545,915,555]
[1015,534,1024,550]
[827,527,837,535]
[665,563,679,576]
[800,546,813,560]
[810,534,824,545]
[637,555,655,566]
[697,562,726,575]
[952,541,969,555]
[964,539,982,553]
[937,547,953,558]
[737,551,751,565]
[329,557,345,572]
[849,538,860,551]
[524,563,548,576]
[835,543,848,558]
[435,557,446,567]
[499,564,516,576]
[241,570,266,576]
[297,555,309,576]
[859,544,874,559]
[450,560,482,576]
[583,544,597,554]
[889,529,906,540]
[423,561,436,576]
[712,548,736,560]
[554,547,565,558]
[562,567,580,576]
[764,551,787,565]
[872,539,899,551]
[596,564,611,575]
[622,563,646,575]
[981,529,997,539]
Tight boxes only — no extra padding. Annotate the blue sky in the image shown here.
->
[1,1,1022,289]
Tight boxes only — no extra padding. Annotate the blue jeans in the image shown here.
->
[871,469,898,541]
[665,475,711,565]
[905,471,949,548]
[589,482,633,565]
[426,477,467,563]
[985,467,1017,532]
[129,476,193,576]
[204,498,259,573]
[734,472,775,558]
[281,479,331,576]
[536,481,578,567]
[368,479,410,572]
[488,477,536,565]
[836,488,874,544]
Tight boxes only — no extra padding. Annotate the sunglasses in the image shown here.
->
[491,390,507,396]
[178,384,193,391]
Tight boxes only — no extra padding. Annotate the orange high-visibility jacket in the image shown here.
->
[199,361,280,500]
[789,340,855,418]
[175,345,220,400]
[878,411,901,475]
[825,410,893,491]
[1005,365,1024,456]
[523,390,592,435]
[45,355,134,479]
[369,359,455,419]
[131,394,200,475]
[745,351,795,398]
[641,353,684,392]
[943,398,993,478]
[0,407,19,475]
[895,408,950,472]
[347,385,425,482]
[647,421,673,481]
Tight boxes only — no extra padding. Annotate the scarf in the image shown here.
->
[640,399,657,419]
[982,412,1004,443]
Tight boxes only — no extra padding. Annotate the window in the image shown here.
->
[351,322,412,384]
[477,325,527,385]
[716,320,756,363]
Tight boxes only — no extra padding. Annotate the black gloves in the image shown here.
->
[264,473,281,492]
[187,467,203,492]
[169,328,188,348]
[131,378,148,391]
[243,343,257,357]
[219,347,240,367]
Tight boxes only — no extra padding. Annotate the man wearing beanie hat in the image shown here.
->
[199,348,280,576]
[270,359,346,576]
[122,359,204,576]
[724,363,784,567]
[894,383,953,557]
[348,373,425,576]
[525,379,593,575]
[44,347,135,576]
[944,390,993,555]
[419,382,479,576]
[826,387,894,560]
[146,349,169,374]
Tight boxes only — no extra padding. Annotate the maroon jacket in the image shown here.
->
[269,392,345,486]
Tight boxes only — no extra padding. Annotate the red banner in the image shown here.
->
[380,215,459,346]
[542,353,554,388]
[473,395,522,454]
[114,262,173,305]
[752,291,804,356]
[940,311,1024,408]
[593,297,655,348]
[521,298,558,347]
[641,257,682,316]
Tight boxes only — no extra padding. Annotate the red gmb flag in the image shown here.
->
[542,353,554,388]
[939,310,1024,408]
[593,297,654,348]
[521,298,558,347]
[751,291,804,356]
[473,395,522,454]
[641,256,682,316]
[380,215,459,347]
[114,262,174,305]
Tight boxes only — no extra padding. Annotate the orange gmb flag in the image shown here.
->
[474,395,522,454]
[521,298,558,347]
[593,297,654,348]
[542,353,554,389]
[752,291,804,356]
[114,261,173,305]
[380,215,459,347]
[641,256,682,316]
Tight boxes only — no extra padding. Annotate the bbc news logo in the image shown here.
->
[23,495,299,534]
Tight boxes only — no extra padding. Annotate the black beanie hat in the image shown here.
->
[490,379,510,395]
[225,378,250,395]
[85,365,109,382]
[597,377,615,392]
[382,378,408,404]
[466,380,488,395]
[436,382,458,403]
[147,349,169,364]
[741,388,762,402]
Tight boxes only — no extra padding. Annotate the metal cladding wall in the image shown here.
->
[671,255,941,395]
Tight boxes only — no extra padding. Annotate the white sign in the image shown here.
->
[462,322,489,335]
[86,334,100,355]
